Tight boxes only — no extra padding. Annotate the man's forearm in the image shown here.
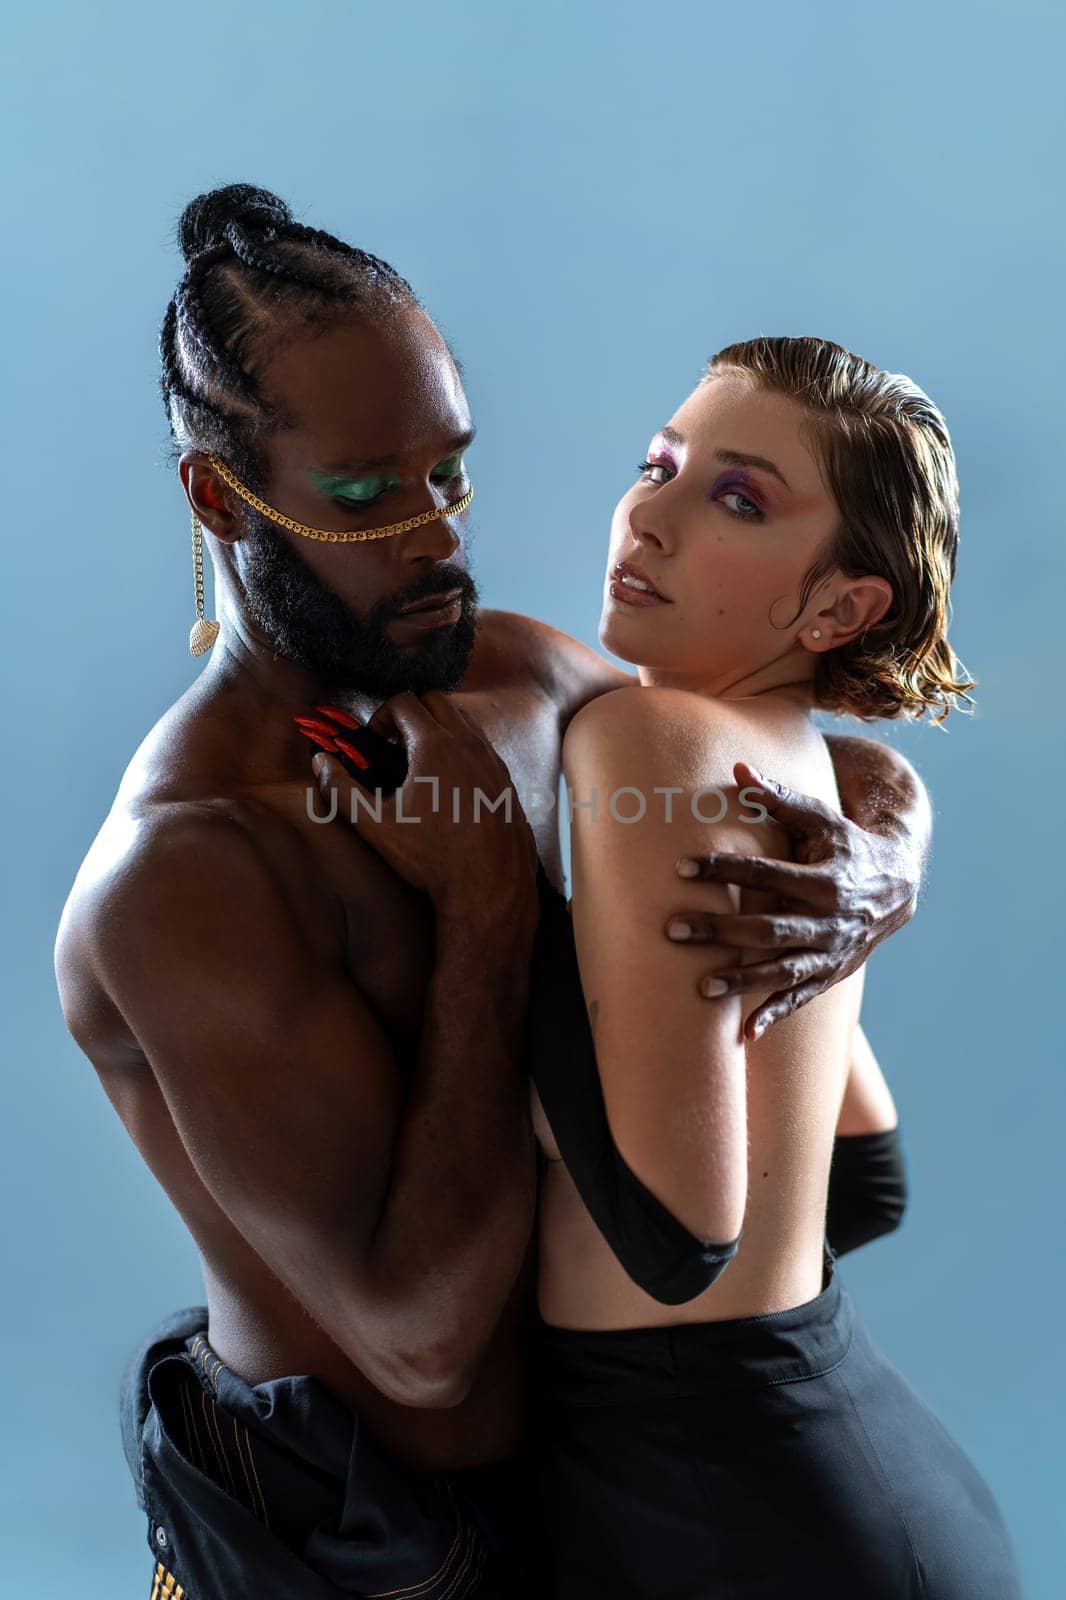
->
[366,911,538,1399]
[825,734,932,899]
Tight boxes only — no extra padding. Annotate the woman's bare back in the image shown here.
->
[534,691,865,1330]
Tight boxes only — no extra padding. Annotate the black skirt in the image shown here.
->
[531,1249,1024,1598]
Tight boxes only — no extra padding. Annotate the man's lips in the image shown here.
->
[394,587,465,616]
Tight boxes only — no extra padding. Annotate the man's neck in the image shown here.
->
[198,621,383,727]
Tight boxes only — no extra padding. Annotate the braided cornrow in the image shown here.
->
[160,183,421,490]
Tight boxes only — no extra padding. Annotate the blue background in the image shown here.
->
[4,2,1063,1594]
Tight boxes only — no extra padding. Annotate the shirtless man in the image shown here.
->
[54,185,927,1598]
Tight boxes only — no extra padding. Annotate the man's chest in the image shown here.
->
[266,679,565,1067]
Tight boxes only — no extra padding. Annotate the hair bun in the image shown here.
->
[177,183,293,262]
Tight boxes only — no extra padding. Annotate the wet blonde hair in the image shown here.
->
[704,335,974,723]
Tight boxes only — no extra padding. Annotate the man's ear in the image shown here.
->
[807,577,894,652]
[179,451,243,544]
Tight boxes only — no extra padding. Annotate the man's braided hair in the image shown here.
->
[160,183,420,490]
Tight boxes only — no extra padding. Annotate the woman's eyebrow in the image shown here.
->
[651,427,790,491]
[714,448,791,490]
[313,425,477,477]
[652,425,684,455]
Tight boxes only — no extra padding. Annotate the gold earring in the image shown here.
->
[189,508,220,655]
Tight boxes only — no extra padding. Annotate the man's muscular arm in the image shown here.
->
[824,734,932,908]
[497,610,633,728]
[80,807,538,1411]
[663,740,932,1038]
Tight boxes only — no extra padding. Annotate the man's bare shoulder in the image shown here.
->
[54,801,237,1052]
[471,607,633,720]
[58,797,242,934]
[55,796,319,1046]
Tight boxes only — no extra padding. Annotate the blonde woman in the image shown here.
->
[526,337,1023,1598]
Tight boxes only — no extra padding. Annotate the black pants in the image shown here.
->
[531,1249,1024,1598]
[120,1307,546,1599]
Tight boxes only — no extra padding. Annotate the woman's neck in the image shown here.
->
[636,656,818,713]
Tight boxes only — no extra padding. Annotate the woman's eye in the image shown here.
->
[718,489,763,520]
[636,459,672,484]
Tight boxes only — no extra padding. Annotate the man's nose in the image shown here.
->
[398,501,465,565]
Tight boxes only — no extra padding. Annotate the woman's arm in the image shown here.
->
[558,686,754,1250]
[837,1024,898,1134]
[525,861,742,1304]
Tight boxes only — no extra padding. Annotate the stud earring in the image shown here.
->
[188,508,220,655]
[811,629,822,640]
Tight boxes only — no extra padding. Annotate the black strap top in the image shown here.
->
[523,863,909,1302]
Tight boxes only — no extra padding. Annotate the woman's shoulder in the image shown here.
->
[562,685,809,775]
[562,685,838,830]
[564,682,808,733]
[564,683,738,751]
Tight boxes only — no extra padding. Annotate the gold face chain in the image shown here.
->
[204,451,474,543]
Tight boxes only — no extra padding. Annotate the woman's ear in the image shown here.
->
[179,451,244,544]
[806,577,894,652]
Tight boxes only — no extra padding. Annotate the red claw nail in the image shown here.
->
[334,736,371,770]
[294,716,343,736]
[315,703,363,729]
[295,727,339,753]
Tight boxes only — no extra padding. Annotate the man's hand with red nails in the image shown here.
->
[310,688,540,931]
[668,737,931,1040]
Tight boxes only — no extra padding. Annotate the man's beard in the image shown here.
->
[237,508,480,697]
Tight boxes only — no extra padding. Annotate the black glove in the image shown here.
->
[826,1126,908,1257]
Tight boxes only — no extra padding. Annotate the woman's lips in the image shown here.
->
[607,579,671,608]
[609,560,671,606]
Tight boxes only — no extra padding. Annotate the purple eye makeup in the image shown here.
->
[707,471,766,520]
